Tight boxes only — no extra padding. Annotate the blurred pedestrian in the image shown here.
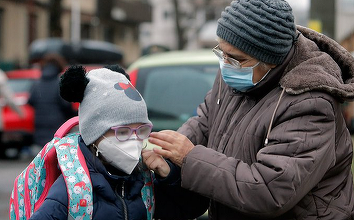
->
[28,53,76,148]
[145,0,354,219]
[0,69,24,147]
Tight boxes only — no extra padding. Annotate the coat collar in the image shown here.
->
[280,26,354,102]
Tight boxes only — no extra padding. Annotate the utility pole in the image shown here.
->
[71,0,81,47]
[49,0,62,37]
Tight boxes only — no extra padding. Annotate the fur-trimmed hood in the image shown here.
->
[280,25,354,102]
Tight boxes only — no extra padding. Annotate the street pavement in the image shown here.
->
[0,157,31,220]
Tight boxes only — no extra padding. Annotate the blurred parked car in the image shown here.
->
[1,69,40,158]
[29,38,124,66]
[127,49,219,132]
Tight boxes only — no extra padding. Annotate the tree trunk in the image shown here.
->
[49,0,62,37]
[172,0,186,50]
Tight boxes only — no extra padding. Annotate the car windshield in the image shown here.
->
[136,64,218,131]
[8,79,34,93]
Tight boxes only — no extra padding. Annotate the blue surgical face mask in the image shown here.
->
[219,60,260,92]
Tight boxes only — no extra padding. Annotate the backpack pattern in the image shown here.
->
[55,133,93,219]
[9,132,93,220]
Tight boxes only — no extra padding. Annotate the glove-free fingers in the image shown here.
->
[148,136,173,151]
[149,131,177,143]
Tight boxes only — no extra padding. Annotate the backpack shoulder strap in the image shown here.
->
[55,133,93,220]
[55,116,93,220]
[55,116,79,138]
[141,165,155,220]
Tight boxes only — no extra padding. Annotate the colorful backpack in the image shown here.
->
[9,116,93,220]
[9,116,155,220]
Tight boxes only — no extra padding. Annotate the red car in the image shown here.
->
[1,69,40,158]
[1,65,107,159]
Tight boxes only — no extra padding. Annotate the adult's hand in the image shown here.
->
[148,130,195,167]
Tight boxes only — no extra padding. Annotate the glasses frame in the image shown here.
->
[212,45,253,69]
[111,123,153,142]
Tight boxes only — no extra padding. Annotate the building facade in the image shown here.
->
[0,0,151,69]
[139,0,230,51]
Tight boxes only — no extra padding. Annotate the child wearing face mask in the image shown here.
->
[28,65,208,220]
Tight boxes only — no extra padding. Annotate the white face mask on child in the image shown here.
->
[95,135,143,174]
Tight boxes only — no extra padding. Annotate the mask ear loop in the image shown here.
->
[92,143,99,157]
[142,141,148,149]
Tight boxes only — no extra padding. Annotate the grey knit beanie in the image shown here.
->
[216,0,297,64]
[80,68,151,145]
[60,65,151,145]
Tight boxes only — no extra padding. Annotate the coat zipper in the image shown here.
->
[115,181,128,220]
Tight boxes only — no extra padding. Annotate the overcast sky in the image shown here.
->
[287,0,310,10]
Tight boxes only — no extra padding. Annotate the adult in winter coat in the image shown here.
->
[29,65,208,220]
[28,53,76,147]
[145,0,354,219]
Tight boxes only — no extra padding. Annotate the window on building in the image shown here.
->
[104,26,114,43]
[81,23,91,39]
[28,12,37,46]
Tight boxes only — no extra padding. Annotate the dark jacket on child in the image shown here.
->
[29,136,208,220]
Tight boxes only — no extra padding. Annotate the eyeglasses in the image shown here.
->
[111,124,153,141]
[212,45,253,69]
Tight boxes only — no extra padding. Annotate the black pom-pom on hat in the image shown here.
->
[60,65,89,103]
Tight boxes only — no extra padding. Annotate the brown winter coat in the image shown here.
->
[178,26,354,219]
